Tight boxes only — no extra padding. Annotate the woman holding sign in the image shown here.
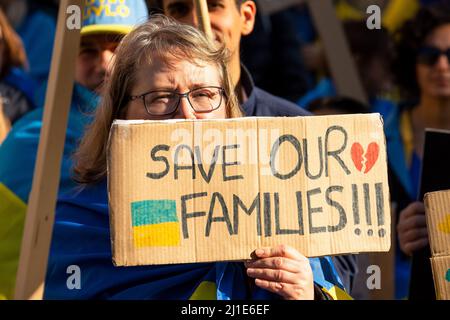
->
[45,16,346,300]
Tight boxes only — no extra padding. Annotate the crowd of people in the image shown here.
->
[0,0,449,300]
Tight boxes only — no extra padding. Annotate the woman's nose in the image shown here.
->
[435,54,450,71]
[173,96,197,120]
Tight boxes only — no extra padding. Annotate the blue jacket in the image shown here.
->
[17,9,56,87]
[0,84,99,299]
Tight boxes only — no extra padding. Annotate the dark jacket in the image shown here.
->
[241,65,310,117]
[241,9,310,103]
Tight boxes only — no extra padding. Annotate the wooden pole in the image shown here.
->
[0,100,10,144]
[14,0,84,300]
[306,0,368,104]
[193,0,213,40]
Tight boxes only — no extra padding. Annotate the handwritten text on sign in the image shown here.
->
[108,115,391,266]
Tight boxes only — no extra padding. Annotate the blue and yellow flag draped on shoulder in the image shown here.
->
[0,0,149,300]
[44,180,350,300]
[0,85,99,300]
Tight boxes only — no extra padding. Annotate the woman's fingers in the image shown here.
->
[400,202,425,219]
[245,256,302,273]
[253,279,313,300]
[246,245,314,300]
[251,244,306,261]
[246,266,302,284]
[401,227,429,243]
[397,214,427,233]
[402,237,429,256]
[397,202,429,256]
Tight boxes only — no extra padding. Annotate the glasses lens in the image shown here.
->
[189,87,223,112]
[417,47,441,66]
[144,91,179,115]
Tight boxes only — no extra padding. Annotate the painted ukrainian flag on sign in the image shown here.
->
[131,200,180,247]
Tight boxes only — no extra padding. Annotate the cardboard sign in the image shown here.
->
[425,190,450,300]
[0,102,10,144]
[431,256,450,300]
[108,114,391,266]
[409,129,450,300]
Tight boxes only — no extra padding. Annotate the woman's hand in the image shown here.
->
[397,201,429,256]
[245,244,314,300]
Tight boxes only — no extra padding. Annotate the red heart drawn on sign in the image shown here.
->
[351,143,364,172]
[351,142,379,173]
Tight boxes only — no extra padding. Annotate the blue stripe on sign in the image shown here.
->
[131,200,177,227]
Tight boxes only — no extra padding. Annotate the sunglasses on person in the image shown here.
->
[417,46,450,66]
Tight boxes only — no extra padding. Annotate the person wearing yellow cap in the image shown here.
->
[0,0,148,300]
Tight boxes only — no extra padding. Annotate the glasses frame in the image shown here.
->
[129,86,226,116]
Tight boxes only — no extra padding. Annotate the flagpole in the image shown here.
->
[193,0,213,40]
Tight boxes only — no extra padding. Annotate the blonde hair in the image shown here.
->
[73,15,243,185]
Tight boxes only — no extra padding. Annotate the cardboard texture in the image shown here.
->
[108,114,391,266]
[425,190,450,256]
[0,102,10,144]
[424,190,450,300]
[430,256,450,300]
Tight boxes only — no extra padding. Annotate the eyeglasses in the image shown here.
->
[417,46,450,66]
[129,86,225,117]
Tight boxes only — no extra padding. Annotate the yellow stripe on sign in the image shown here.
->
[133,222,180,247]
[0,183,27,300]
[189,281,217,300]
[438,215,450,234]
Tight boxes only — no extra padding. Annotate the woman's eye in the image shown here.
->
[80,48,98,56]
[150,94,173,103]
[193,91,212,98]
